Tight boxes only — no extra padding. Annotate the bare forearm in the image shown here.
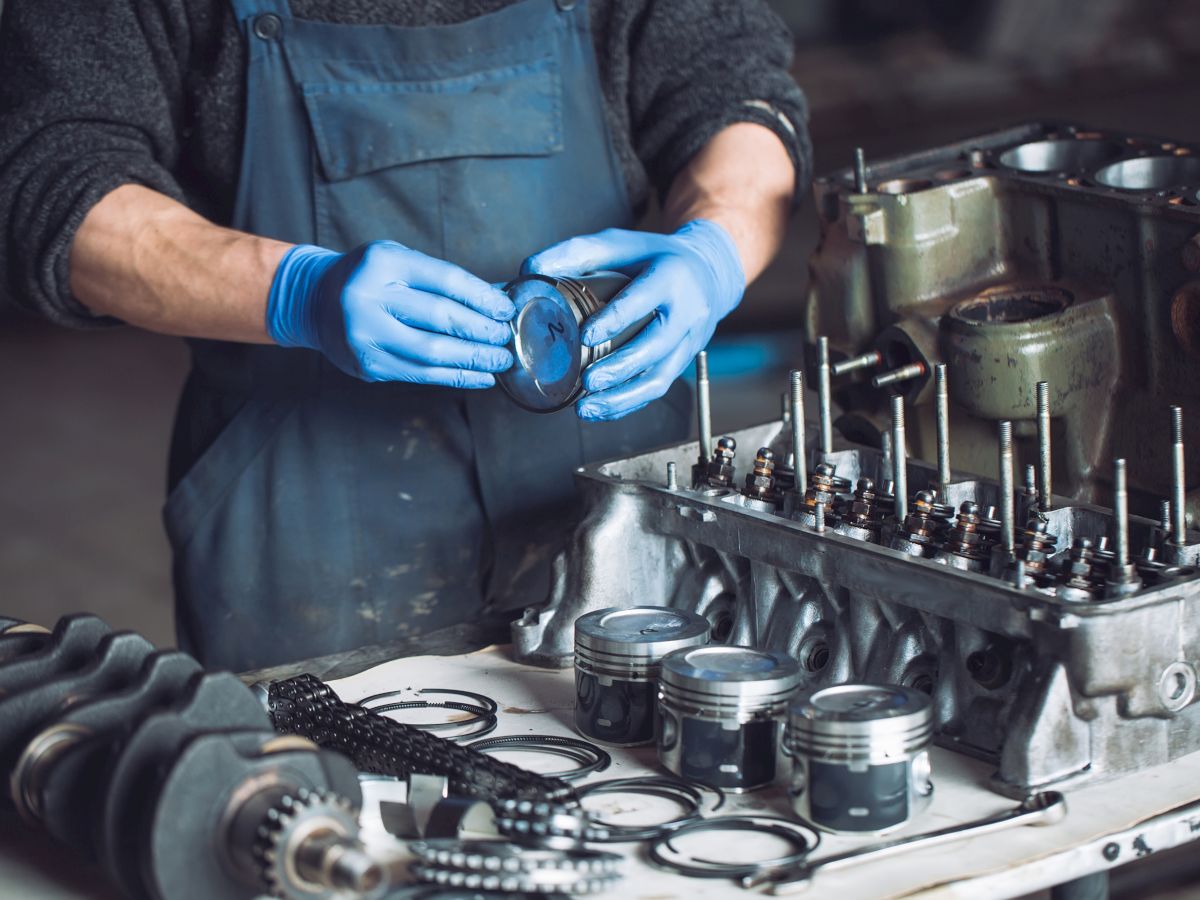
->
[663,122,795,284]
[69,184,291,342]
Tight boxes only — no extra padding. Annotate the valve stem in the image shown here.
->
[696,351,712,465]
[1172,406,1187,546]
[817,337,833,460]
[999,421,1015,557]
[1036,381,1052,511]
[790,369,807,497]
[854,147,868,194]
[935,363,951,504]
[891,394,908,524]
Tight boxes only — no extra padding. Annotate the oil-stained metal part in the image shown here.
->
[465,735,611,782]
[702,437,737,488]
[935,364,951,503]
[790,370,807,497]
[647,815,820,881]
[830,350,882,377]
[835,477,884,542]
[937,502,997,571]
[742,447,780,506]
[998,421,1015,558]
[1036,381,1052,510]
[1012,518,1058,585]
[1056,537,1101,602]
[890,490,952,557]
[817,337,833,458]
[1172,406,1187,546]
[872,362,927,390]
[793,462,848,528]
[890,395,908,524]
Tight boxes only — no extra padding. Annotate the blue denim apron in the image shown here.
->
[163,0,691,670]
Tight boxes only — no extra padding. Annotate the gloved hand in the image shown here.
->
[521,220,745,420]
[266,241,515,387]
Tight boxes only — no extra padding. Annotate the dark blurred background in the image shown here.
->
[2,0,1200,646]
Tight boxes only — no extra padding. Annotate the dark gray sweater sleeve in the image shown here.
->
[609,0,811,204]
[0,0,192,326]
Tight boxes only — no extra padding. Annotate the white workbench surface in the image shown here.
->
[3,645,1200,899]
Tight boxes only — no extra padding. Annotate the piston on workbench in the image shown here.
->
[657,646,803,792]
[574,607,711,747]
[497,271,644,412]
[786,684,933,835]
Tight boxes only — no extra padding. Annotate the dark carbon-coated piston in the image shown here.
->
[786,683,933,835]
[657,646,803,792]
[574,607,710,747]
[497,271,645,412]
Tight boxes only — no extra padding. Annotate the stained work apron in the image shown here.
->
[163,0,691,670]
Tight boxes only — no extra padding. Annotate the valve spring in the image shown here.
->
[899,490,953,544]
[1014,517,1058,577]
[939,501,997,560]
[742,447,779,502]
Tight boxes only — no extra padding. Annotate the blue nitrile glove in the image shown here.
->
[266,241,515,387]
[521,220,745,420]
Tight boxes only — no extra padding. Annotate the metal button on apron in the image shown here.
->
[252,14,281,40]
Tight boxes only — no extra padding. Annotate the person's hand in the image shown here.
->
[522,220,745,420]
[266,241,515,386]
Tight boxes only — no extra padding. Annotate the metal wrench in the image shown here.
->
[744,790,1067,893]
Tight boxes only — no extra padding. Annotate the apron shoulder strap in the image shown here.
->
[229,0,292,23]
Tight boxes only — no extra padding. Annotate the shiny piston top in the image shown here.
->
[574,607,711,675]
[789,683,933,758]
[659,646,803,709]
[787,683,934,834]
[497,271,630,413]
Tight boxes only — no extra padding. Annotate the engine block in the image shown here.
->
[513,123,1200,798]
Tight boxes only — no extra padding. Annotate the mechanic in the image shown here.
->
[0,0,809,670]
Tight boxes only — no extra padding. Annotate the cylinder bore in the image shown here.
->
[1095,156,1200,190]
[950,285,1072,326]
[998,139,1124,173]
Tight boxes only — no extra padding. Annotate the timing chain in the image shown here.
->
[267,673,578,806]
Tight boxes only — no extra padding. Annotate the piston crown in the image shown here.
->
[575,606,711,662]
[660,646,803,701]
[798,683,930,723]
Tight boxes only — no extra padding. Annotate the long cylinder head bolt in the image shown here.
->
[741,447,780,507]
[691,351,713,488]
[1036,381,1052,511]
[998,421,1015,560]
[817,337,833,460]
[854,147,868,194]
[830,350,883,377]
[935,364,951,504]
[790,369,808,498]
[1171,406,1187,549]
[872,362,927,390]
[704,437,737,488]
[891,394,908,525]
[1106,457,1143,598]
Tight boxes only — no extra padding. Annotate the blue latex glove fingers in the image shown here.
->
[583,311,687,393]
[368,305,513,373]
[362,241,515,323]
[521,228,672,278]
[383,289,512,347]
[578,335,697,421]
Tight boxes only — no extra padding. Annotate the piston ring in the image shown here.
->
[576,776,716,842]
[648,815,820,880]
[464,735,611,781]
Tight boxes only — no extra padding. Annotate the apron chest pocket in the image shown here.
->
[301,54,564,182]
